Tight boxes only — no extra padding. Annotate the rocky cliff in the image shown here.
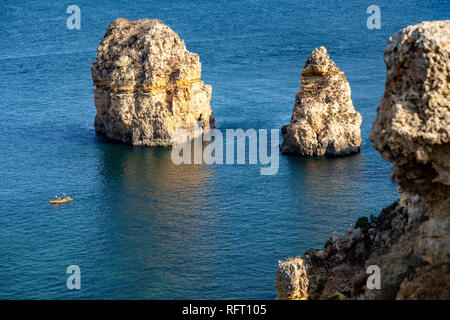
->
[92,18,215,146]
[281,47,362,157]
[276,20,450,300]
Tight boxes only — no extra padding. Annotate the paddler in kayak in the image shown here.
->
[50,194,73,204]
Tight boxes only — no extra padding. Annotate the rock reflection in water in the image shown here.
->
[95,138,220,298]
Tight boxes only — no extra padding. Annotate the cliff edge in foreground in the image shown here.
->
[281,47,362,157]
[92,18,214,146]
[277,20,450,300]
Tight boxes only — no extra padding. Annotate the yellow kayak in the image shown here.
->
[50,198,73,204]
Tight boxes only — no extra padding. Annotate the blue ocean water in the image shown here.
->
[0,0,448,299]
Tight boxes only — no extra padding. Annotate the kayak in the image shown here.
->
[50,198,73,204]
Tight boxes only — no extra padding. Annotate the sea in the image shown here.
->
[0,0,448,299]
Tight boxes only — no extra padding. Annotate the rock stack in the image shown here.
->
[92,18,215,146]
[281,47,362,157]
[276,20,450,300]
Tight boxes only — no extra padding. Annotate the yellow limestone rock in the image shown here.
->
[92,18,215,146]
[370,20,450,299]
[281,46,362,157]
[276,257,308,300]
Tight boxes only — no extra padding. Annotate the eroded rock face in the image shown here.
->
[276,198,426,300]
[92,18,214,146]
[276,257,308,300]
[370,20,450,268]
[370,20,450,202]
[276,21,450,300]
[281,47,362,156]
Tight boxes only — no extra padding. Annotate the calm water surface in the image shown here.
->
[0,0,448,299]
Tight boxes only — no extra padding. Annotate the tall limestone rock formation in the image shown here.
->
[92,19,215,146]
[369,20,450,299]
[281,47,362,157]
[276,20,450,300]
